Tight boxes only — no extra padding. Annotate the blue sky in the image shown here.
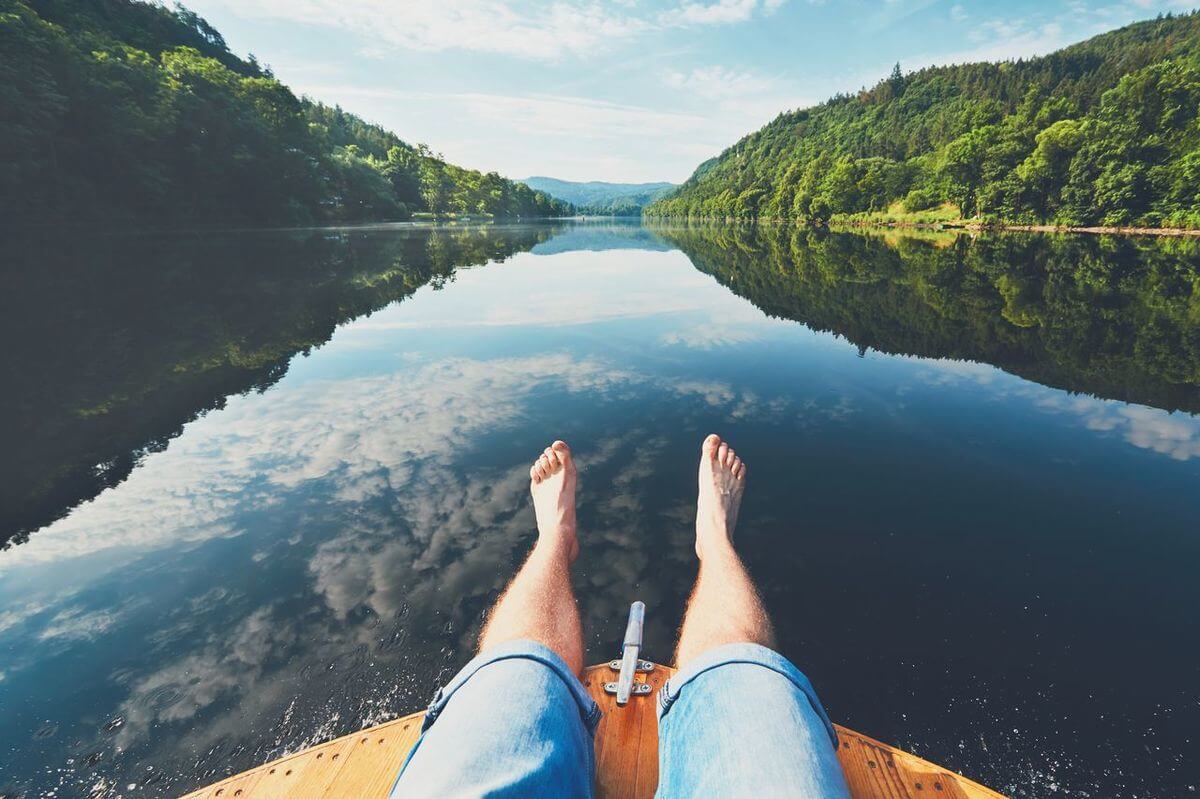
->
[187,0,1196,183]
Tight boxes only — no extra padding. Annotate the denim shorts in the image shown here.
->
[391,639,849,798]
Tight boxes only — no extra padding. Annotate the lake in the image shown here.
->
[1,221,1197,798]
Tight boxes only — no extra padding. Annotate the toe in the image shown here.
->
[702,433,721,458]
[544,446,560,469]
[734,460,746,480]
[551,440,572,466]
[724,447,736,467]
[530,463,542,482]
[717,442,729,464]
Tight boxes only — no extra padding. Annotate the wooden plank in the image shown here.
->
[180,663,1008,799]
[631,667,670,797]
[282,735,361,799]
[588,664,650,799]
[179,767,267,799]
[834,725,1007,799]
[177,712,424,799]
[312,715,422,799]
[584,662,671,799]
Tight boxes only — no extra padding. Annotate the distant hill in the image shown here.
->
[521,177,676,216]
[648,12,1200,229]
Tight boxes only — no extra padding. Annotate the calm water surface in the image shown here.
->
[1,222,1197,798]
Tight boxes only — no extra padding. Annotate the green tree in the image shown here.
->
[0,0,569,225]
[647,12,1200,230]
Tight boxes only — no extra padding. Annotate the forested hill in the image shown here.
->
[0,0,570,226]
[522,177,676,215]
[647,12,1200,228]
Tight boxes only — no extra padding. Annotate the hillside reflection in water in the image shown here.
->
[0,222,1196,799]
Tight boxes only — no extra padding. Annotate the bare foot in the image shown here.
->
[530,440,579,561]
[695,433,746,559]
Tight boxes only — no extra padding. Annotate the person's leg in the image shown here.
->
[674,433,771,666]
[656,434,849,799]
[478,439,583,672]
[392,441,597,798]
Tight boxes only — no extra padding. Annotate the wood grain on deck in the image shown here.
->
[180,662,1005,799]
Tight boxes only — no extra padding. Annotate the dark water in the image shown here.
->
[1,222,1197,798]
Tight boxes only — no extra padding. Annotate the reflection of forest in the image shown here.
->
[658,223,1200,415]
[0,224,562,548]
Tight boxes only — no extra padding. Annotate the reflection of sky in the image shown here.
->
[1,226,1198,797]
[914,358,1200,461]
[339,248,776,331]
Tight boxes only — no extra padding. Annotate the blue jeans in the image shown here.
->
[391,639,850,798]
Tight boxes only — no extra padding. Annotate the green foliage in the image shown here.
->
[903,188,939,212]
[0,0,570,225]
[653,223,1200,411]
[647,12,1200,229]
[574,195,664,216]
[0,223,565,545]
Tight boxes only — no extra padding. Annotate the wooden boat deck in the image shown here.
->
[181,663,1006,799]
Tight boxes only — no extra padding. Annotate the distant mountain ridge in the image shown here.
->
[648,12,1200,229]
[521,177,677,215]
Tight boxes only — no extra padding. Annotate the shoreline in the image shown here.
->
[644,215,1200,237]
[834,219,1200,237]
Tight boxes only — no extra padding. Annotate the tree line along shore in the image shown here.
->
[1,0,571,227]
[7,2,1200,235]
[647,13,1200,233]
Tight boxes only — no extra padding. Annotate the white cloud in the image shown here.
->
[433,92,704,139]
[920,0,1194,68]
[918,358,1200,461]
[38,607,120,641]
[656,63,817,147]
[0,600,51,634]
[1,343,792,573]
[1120,406,1200,461]
[293,79,806,181]
[917,359,1002,386]
[660,323,759,349]
[209,0,786,61]
[1037,398,1200,461]
[969,17,1065,47]
[349,249,737,329]
[112,606,299,748]
[864,0,941,30]
[217,0,645,60]
[917,18,1074,65]
[305,86,709,142]
[663,66,777,99]
[664,0,762,25]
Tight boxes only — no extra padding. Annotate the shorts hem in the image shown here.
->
[658,642,838,746]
